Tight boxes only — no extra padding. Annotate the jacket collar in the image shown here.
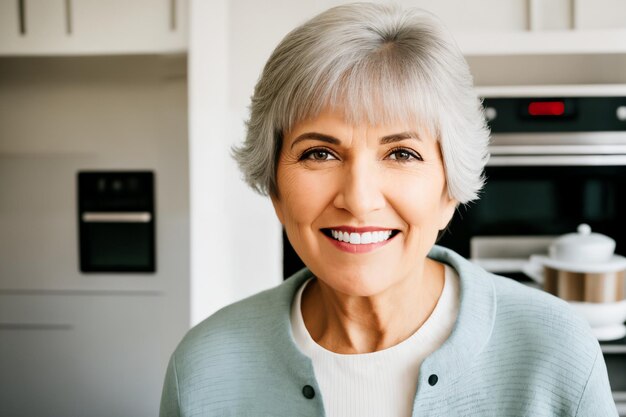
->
[417,245,497,387]
[273,245,497,387]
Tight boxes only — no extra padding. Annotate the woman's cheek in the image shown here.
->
[282,169,330,218]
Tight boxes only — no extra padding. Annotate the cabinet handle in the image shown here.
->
[17,0,26,35]
[170,0,177,31]
[571,0,578,29]
[527,0,540,31]
[65,0,72,34]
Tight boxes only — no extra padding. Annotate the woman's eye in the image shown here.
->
[387,148,422,162]
[301,149,337,161]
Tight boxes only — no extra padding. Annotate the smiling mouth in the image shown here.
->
[320,228,400,244]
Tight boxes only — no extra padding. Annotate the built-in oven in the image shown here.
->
[438,86,626,414]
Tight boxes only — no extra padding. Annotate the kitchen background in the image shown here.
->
[1,0,625,416]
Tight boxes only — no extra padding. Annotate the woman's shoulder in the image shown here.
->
[461,273,616,414]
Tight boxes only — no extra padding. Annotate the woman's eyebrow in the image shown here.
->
[380,131,422,144]
[290,131,421,149]
[290,132,340,149]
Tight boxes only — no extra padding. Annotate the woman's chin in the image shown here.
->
[316,271,400,298]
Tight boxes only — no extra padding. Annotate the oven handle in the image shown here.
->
[488,154,626,166]
[81,212,152,223]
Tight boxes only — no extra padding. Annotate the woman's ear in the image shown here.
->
[270,194,285,226]
[438,195,458,231]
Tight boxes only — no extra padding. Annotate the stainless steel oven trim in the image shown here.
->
[488,155,626,166]
[491,132,626,147]
[477,85,626,98]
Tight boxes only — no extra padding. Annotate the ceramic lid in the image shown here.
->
[549,224,616,264]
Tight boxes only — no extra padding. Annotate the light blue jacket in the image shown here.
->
[160,245,618,416]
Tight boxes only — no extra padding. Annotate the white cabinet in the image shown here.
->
[328,0,626,56]
[0,52,190,415]
[449,0,626,56]
[0,0,187,55]
[315,0,626,56]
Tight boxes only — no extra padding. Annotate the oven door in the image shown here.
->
[439,153,626,268]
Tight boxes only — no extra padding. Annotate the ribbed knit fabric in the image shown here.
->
[160,245,619,417]
[290,265,459,417]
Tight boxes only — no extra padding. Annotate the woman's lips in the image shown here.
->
[326,225,395,233]
[321,227,399,253]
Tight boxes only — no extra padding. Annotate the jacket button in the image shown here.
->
[302,385,315,399]
[428,374,438,386]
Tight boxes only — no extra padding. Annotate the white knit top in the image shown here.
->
[290,265,460,417]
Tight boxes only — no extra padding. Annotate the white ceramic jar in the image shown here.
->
[522,224,626,341]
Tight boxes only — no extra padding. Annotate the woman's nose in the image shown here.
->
[332,158,386,219]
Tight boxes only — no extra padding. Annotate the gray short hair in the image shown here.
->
[231,2,490,204]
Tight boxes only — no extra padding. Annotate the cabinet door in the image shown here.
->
[71,0,187,54]
[576,0,626,29]
[0,1,20,52]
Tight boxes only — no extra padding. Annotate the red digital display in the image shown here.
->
[528,101,565,116]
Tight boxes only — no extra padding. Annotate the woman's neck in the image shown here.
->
[300,258,445,354]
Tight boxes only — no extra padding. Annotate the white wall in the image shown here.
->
[188,0,293,325]
[0,55,189,417]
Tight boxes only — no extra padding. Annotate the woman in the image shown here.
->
[160,3,617,416]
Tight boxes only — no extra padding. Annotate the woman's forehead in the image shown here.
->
[285,107,435,143]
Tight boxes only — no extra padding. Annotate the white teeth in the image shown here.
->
[329,229,393,245]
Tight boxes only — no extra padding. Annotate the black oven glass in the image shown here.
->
[82,223,153,270]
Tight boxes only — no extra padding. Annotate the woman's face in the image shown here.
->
[271,108,457,297]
